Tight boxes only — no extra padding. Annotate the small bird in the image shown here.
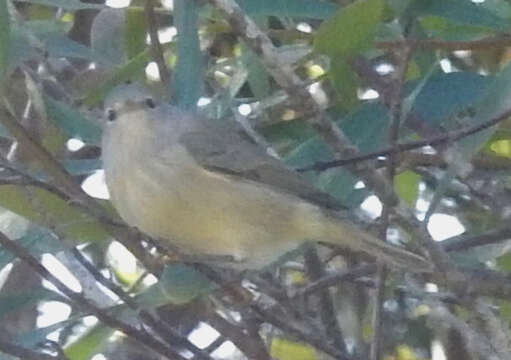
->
[101,84,430,271]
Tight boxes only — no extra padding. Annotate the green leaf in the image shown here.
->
[0,228,64,270]
[44,96,102,144]
[0,185,110,245]
[394,170,420,206]
[174,0,203,108]
[236,0,338,19]
[314,0,383,106]
[328,58,359,108]
[460,62,511,155]
[64,324,114,360]
[418,0,510,32]
[82,48,152,106]
[0,0,9,83]
[135,264,214,307]
[124,8,146,60]
[411,72,491,126]
[314,0,383,58]
[14,0,105,10]
[0,289,63,320]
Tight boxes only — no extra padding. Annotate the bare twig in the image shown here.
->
[0,336,63,360]
[299,106,511,172]
[0,230,185,360]
[70,248,214,360]
[205,0,397,204]
[144,0,171,86]
[376,35,511,51]
[304,247,348,354]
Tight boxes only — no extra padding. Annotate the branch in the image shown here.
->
[299,106,511,172]
[0,336,62,360]
[376,35,511,51]
[144,0,171,86]
[205,0,397,204]
[0,230,185,360]
[69,248,214,360]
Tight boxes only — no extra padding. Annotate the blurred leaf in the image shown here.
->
[418,0,510,32]
[329,58,359,108]
[497,252,511,272]
[90,8,125,64]
[174,0,202,108]
[0,0,9,83]
[394,170,420,206]
[44,96,102,144]
[314,0,383,57]
[411,72,491,126]
[270,338,318,360]
[135,264,215,307]
[241,45,270,100]
[0,228,64,269]
[21,20,114,65]
[0,185,109,245]
[125,7,146,60]
[488,139,511,158]
[314,0,383,106]
[459,61,511,156]
[64,324,114,360]
[236,0,338,19]
[14,0,105,10]
[0,289,63,320]
[82,48,152,106]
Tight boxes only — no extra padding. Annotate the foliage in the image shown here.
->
[0,0,511,359]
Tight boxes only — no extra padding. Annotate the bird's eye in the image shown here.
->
[106,108,117,122]
[145,97,156,109]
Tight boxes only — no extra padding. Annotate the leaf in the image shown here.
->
[174,0,203,109]
[64,324,114,360]
[0,228,64,270]
[314,0,383,58]
[14,0,105,10]
[0,185,109,245]
[135,264,214,307]
[44,96,102,144]
[81,48,152,106]
[314,0,383,106]
[0,0,9,83]
[236,0,338,19]
[0,289,63,320]
[411,72,491,126]
[394,170,420,206]
[270,338,318,360]
[418,0,510,32]
[124,7,147,60]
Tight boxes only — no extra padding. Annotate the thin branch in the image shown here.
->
[441,228,511,252]
[0,336,62,360]
[70,248,214,360]
[0,230,185,360]
[427,302,503,360]
[144,0,171,86]
[303,247,348,354]
[250,304,351,360]
[299,106,511,172]
[376,35,511,51]
[299,264,377,297]
[205,0,397,204]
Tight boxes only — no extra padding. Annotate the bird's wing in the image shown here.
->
[173,115,344,211]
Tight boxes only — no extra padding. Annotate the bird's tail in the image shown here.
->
[320,216,432,272]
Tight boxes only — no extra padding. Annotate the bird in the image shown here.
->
[101,84,430,272]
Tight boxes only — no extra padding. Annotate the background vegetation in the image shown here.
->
[1,0,511,359]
